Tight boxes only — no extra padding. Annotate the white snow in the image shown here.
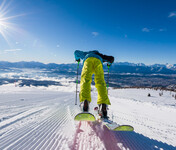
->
[109,88,176,147]
[0,82,176,150]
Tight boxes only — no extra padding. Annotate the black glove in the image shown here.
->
[109,56,114,64]
[107,63,110,67]
[76,58,80,62]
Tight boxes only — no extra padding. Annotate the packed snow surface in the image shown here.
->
[0,83,176,150]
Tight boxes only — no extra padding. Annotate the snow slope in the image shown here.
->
[0,84,176,150]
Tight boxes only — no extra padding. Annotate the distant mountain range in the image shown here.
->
[114,62,176,69]
[0,61,176,74]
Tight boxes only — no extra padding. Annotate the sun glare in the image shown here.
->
[0,0,24,44]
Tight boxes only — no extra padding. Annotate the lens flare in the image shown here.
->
[0,0,25,45]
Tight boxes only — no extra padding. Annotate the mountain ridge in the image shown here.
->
[0,61,176,74]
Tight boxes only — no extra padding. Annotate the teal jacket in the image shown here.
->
[74,50,114,65]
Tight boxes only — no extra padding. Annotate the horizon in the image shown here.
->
[0,60,175,66]
[0,0,176,64]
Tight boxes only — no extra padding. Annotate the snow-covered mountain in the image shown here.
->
[0,61,176,74]
[114,62,176,70]
[1,62,176,90]
[150,63,176,69]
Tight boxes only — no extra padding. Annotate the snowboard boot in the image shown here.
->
[80,100,89,112]
[98,104,108,119]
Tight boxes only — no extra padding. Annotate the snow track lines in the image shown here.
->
[0,92,77,150]
[0,90,176,150]
[0,107,47,130]
[0,106,75,150]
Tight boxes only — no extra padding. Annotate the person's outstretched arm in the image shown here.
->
[74,50,87,62]
[96,52,114,65]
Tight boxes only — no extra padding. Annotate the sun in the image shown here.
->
[0,0,24,44]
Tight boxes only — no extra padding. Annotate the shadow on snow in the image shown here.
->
[72,121,175,150]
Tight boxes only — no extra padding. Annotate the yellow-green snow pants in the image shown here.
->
[79,57,111,105]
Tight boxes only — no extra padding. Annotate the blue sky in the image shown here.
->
[0,0,176,65]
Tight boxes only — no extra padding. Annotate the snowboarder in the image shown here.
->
[74,50,114,118]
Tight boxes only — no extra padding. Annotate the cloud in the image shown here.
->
[168,11,176,18]
[32,39,44,48]
[142,28,167,33]
[33,39,39,47]
[142,28,152,32]
[159,28,167,32]
[4,49,22,52]
[92,32,99,37]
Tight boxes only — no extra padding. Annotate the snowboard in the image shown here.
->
[74,112,134,131]
[74,112,96,121]
[94,107,134,131]
[100,118,134,131]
